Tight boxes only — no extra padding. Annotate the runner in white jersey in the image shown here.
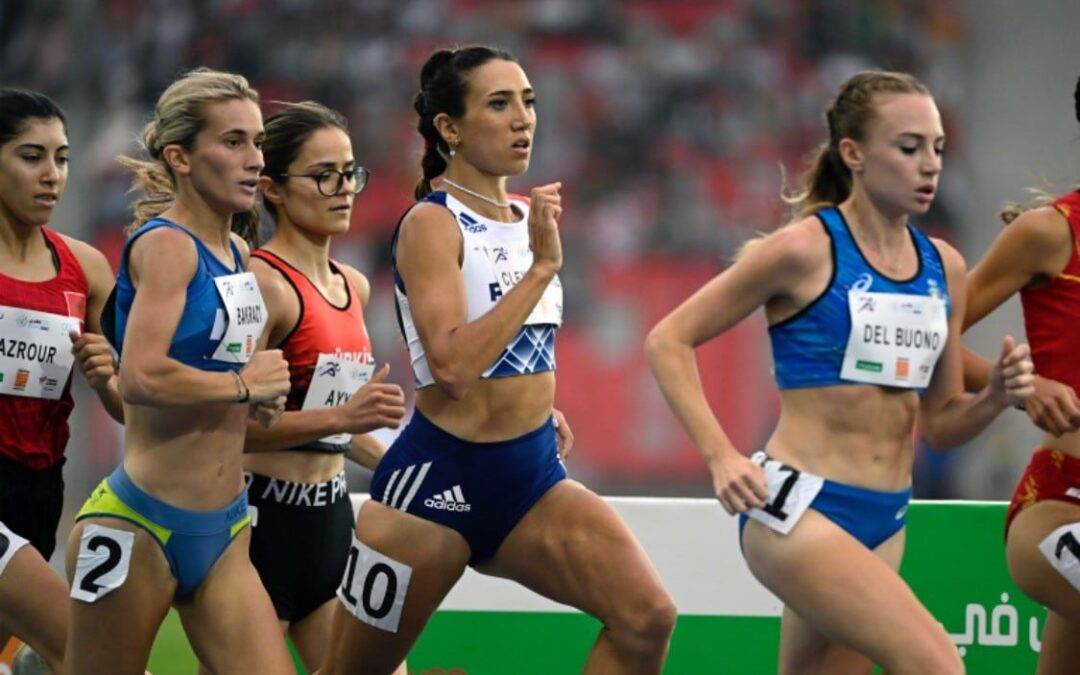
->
[321,46,676,675]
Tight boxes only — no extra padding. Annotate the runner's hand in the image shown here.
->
[1023,375,1080,437]
[989,335,1034,409]
[70,329,116,391]
[709,450,767,515]
[528,183,563,278]
[553,408,574,460]
[240,349,291,402]
[333,363,406,434]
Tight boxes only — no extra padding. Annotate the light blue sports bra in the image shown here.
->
[106,218,247,373]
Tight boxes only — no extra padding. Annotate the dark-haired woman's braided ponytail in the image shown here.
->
[413,91,447,199]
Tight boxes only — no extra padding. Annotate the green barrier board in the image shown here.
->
[143,500,1043,674]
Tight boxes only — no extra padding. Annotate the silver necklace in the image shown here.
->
[442,178,511,208]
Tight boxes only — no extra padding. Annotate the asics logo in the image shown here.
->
[424,485,471,512]
[852,273,873,292]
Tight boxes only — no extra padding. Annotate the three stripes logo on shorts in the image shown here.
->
[424,485,471,512]
[380,462,473,514]
[381,462,433,511]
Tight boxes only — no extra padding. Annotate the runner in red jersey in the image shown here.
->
[962,76,1080,675]
[0,89,121,674]
[223,101,405,674]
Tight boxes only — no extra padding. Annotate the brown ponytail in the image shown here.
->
[784,70,930,219]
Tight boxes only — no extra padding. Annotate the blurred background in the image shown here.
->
[2,0,1079,565]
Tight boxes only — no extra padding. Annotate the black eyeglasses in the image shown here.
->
[277,166,370,196]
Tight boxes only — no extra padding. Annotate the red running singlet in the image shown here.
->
[0,228,88,469]
[1020,191,1080,390]
[251,249,372,452]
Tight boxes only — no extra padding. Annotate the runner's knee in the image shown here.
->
[608,588,677,653]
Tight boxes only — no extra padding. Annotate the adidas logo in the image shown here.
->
[424,485,471,512]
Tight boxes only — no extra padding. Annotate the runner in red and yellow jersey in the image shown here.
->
[962,76,1080,675]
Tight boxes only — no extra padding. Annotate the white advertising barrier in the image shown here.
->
[350,493,782,616]
[337,495,1037,674]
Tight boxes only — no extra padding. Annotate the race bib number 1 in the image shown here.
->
[1038,522,1080,593]
[745,452,824,535]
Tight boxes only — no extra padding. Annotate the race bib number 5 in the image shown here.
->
[745,452,824,535]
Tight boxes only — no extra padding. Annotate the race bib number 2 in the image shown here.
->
[70,525,134,603]
[744,452,824,535]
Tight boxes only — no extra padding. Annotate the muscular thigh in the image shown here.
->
[178,528,294,675]
[322,501,470,675]
[744,511,949,674]
[768,521,905,675]
[477,480,668,621]
[65,518,176,674]
[1007,500,1080,622]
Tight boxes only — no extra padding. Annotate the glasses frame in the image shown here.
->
[276,166,370,197]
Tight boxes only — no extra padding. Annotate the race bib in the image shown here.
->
[840,290,948,388]
[483,243,563,326]
[300,353,375,445]
[0,306,80,399]
[211,272,267,363]
[744,452,824,535]
[338,536,413,633]
[1038,522,1080,593]
[70,525,135,603]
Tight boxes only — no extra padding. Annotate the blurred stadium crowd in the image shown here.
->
[1,0,976,508]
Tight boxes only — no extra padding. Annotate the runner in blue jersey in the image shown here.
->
[648,71,1034,675]
[65,69,294,675]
